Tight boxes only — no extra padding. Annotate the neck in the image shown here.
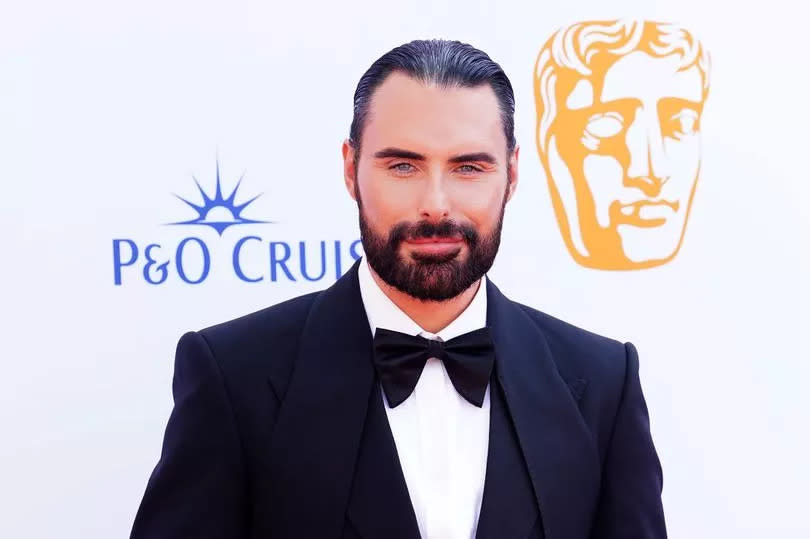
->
[367,265,481,334]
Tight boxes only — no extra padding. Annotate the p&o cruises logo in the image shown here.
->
[167,163,270,235]
[112,161,362,285]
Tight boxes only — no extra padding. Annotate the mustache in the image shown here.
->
[388,219,479,247]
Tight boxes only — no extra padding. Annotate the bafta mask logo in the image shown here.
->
[534,20,711,269]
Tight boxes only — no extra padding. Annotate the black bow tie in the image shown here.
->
[372,327,496,408]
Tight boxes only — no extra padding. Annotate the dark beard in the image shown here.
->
[357,195,507,302]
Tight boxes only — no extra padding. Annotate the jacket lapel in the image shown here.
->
[266,260,415,538]
[345,382,421,538]
[475,374,540,539]
[483,280,600,539]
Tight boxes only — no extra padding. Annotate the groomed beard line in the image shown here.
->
[355,180,508,302]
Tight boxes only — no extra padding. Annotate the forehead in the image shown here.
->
[600,51,704,103]
[363,71,506,155]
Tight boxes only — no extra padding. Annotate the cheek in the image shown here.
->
[448,182,507,229]
[357,172,418,225]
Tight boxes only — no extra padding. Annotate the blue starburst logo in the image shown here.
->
[167,161,272,235]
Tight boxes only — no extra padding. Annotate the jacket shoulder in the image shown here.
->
[512,301,635,453]
[195,291,321,384]
[512,301,628,382]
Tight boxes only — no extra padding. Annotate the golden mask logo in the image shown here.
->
[534,20,710,269]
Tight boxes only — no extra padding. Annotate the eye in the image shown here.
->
[390,162,416,175]
[585,112,624,138]
[670,109,700,138]
[456,164,484,174]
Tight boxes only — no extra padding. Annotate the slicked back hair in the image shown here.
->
[349,39,516,158]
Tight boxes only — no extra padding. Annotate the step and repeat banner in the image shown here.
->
[2,1,808,537]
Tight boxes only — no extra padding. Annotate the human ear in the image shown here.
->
[506,145,519,202]
[342,139,358,202]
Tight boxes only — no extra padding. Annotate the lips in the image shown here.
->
[404,235,465,256]
[406,235,464,244]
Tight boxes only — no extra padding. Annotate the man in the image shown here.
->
[534,20,710,270]
[131,39,666,538]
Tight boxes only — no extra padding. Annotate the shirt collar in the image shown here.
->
[358,257,488,341]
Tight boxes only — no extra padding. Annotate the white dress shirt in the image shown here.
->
[358,257,491,539]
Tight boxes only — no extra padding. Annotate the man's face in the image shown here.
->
[343,72,518,300]
[542,51,705,269]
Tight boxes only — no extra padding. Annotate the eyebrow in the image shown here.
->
[373,148,425,160]
[373,147,498,165]
[448,152,497,165]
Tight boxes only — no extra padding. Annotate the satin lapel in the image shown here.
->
[485,280,600,539]
[476,375,541,539]
[266,260,377,538]
[346,382,421,538]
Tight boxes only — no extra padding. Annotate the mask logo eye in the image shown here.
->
[670,109,700,139]
[585,112,624,138]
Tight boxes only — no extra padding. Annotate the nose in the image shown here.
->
[624,105,671,197]
[417,174,451,222]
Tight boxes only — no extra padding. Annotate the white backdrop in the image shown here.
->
[2,0,808,537]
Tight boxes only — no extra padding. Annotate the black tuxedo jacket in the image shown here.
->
[131,261,666,538]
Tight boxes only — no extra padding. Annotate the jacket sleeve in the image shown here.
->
[591,342,667,539]
[130,331,249,539]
